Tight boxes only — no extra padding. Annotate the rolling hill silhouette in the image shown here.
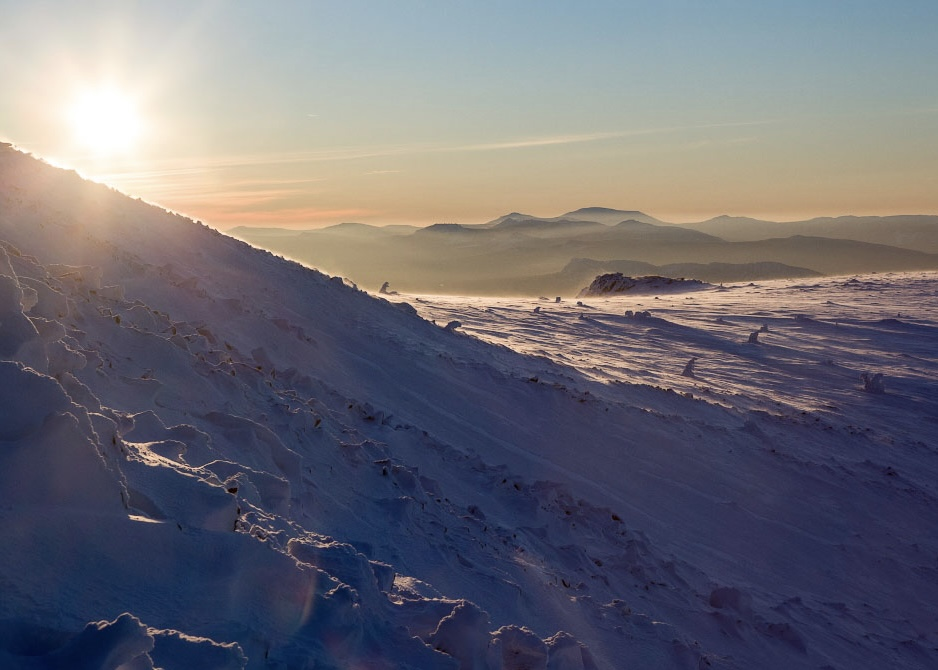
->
[233,208,938,295]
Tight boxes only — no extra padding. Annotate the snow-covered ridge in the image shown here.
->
[2,144,938,668]
[0,144,600,668]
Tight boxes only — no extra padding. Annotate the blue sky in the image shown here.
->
[2,1,937,226]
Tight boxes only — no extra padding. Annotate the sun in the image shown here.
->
[67,87,143,157]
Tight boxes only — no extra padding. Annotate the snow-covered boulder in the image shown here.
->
[578,274,710,297]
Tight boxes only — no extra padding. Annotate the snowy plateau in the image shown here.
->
[1,143,937,669]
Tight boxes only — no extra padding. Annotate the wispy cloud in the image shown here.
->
[97,168,323,196]
[448,120,774,153]
[217,176,327,189]
[450,131,630,152]
[201,206,373,228]
[77,117,776,227]
[95,167,330,223]
[94,117,778,183]
[170,189,313,210]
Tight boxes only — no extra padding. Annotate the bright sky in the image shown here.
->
[2,1,937,228]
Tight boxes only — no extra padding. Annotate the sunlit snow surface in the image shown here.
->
[395,274,938,430]
[2,147,937,669]
[386,275,938,668]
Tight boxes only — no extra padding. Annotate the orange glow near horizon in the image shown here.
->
[3,4,937,231]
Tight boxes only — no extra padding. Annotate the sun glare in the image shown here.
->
[67,87,143,157]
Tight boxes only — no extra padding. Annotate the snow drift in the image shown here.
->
[577,273,711,297]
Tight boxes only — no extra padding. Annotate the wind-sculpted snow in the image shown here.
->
[2,144,938,668]
[385,277,938,668]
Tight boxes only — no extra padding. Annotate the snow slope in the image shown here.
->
[395,276,938,662]
[2,144,937,668]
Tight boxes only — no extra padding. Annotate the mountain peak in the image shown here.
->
[562,207,662,225]
[567,206,643,215]
[482,212,538,227]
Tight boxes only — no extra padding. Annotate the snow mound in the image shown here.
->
[0,613,249,670]
[0,613,152,670]
[578,273,710,297]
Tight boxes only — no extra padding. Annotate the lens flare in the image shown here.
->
[67,87,143,157]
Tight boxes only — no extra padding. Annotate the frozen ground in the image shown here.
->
[394,273,938,431]
[1,144,937,669]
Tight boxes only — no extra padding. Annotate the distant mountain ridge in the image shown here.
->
[482,207,663,228]
[230,207,938,296]
[563,207,664,225]
[414,222,484,235]
[682,214,938,253]
[491,216,606,233]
